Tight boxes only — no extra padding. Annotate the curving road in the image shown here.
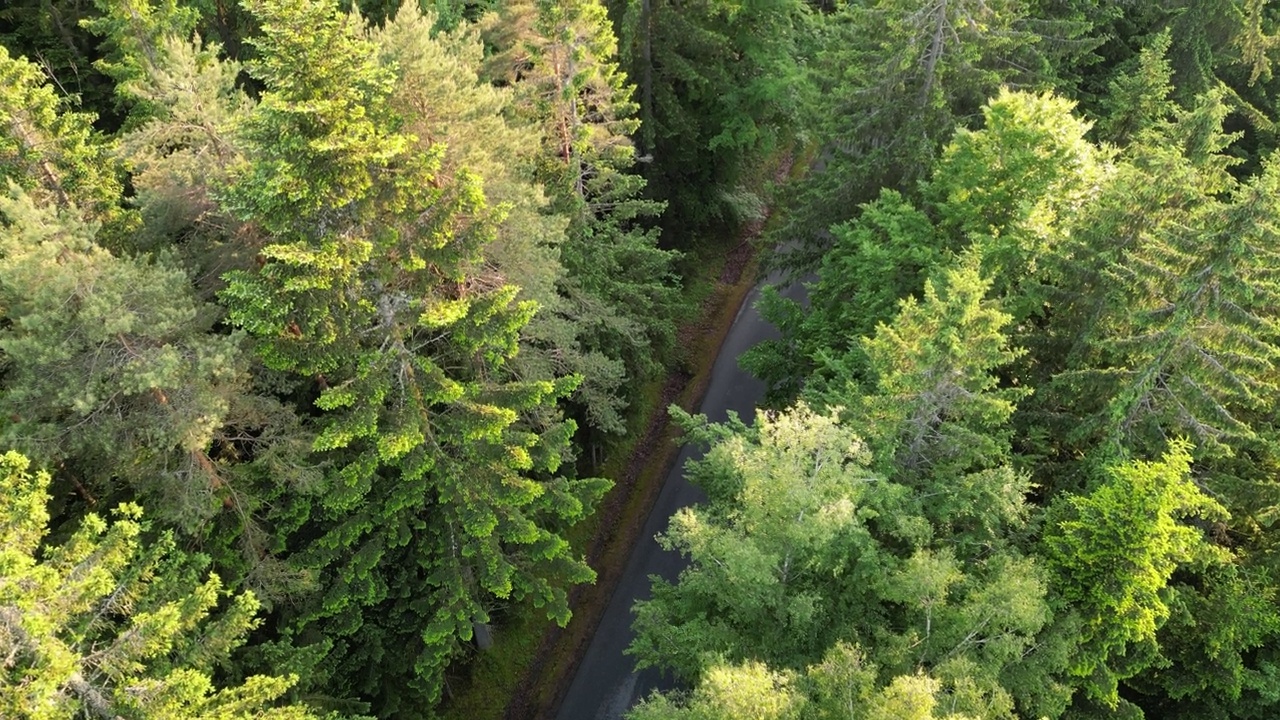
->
[554,272,810,720]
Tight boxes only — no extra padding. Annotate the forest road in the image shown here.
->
[554,271,810,720]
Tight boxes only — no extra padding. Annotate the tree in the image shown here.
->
[0,450,319,720]
[0,44,133,245]
[628,661,805,720]
[1043,443,1230,710]
[478,0,682,435]
[747,90,1104,406]
[825,259,1032,547]
[630,401,1050,716]
[635,251,1067,716]
[1096,31,1177,146]
[768,0,1067,273]
[1038,92,1280,466]
[1128,564,1280,719]
[617,0,808,234]
[83,0,253,266]
[742,189,940,406]
[219,1,608,711]
[0,184,248,536]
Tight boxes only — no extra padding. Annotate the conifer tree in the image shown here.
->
[634,262,1054,716]
[84,0,252,263]
[1041,91,1280,463]
[825,258,1032,546]
[0,188,247,536]
[1043,443,1230,711]
[219,1,607,711]
[747,90,1104,406]
[482,0,681,434]
[0,44,134,245]
[769,0,1062,272]
[618,0,808,233]
[0,451,318,720]
[1096,31,1177,146]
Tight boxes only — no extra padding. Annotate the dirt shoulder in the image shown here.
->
[502,226,767,720]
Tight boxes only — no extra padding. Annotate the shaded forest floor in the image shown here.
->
[440,153,795,720]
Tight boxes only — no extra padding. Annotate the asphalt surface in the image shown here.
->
[554,272,810,720]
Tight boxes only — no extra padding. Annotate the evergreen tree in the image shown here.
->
[629,403,1050,719]
[0,44,133,245]
[1039,91,1280,465]
[1043,443,1230,712]
[1129,564,1280,719]
[768,0,1063,272]
[0,451,318,720]
[84,0,252,266]
[482,0,681,434]
[1096,31,1177,146]
[219,1,607,711]
[618,0,808,234]
[0,181,248,536]
[634,263,1056,717]
[747,90,1105,407]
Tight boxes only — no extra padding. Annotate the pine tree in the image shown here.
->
[83,0,252,263]
[1096,31,1177,146]
[747,90,1104,407]
[0,182,248,537]
[1128,564,1280,719]
[827,258,1033,548]
[1042,92,1280,463]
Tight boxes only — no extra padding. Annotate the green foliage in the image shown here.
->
[219,1,608,712]
[480,0,682,434]
[0,450,317,720]
[0,0,119,130]
[742,189,940,405]
[0,187,246,535]
[769,0,1068,271]
[1039,91,1280,464]
[12,0,1280,717]
[1043,443,1230,708]
[81,0,200,123]
[84,0,251,261]
[0,44,133,244]
[748,89,1104,406]
[618,0,808,234]
[630,399,1049,718]
[636,259,1050,710]
[1130,564,1280,719]
[629,661,804,720]
[1096,31,1177,145]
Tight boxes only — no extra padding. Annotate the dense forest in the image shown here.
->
[3,0,1280,719]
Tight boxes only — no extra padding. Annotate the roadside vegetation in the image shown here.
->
[3,1,1280,719]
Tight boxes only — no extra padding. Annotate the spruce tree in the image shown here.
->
[219,1,607,711]
[618,0,808,234]
[768,0,1060,272]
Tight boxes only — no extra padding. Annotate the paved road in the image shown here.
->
[554,272,809,720]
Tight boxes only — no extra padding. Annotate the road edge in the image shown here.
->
[503,242,764,720]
